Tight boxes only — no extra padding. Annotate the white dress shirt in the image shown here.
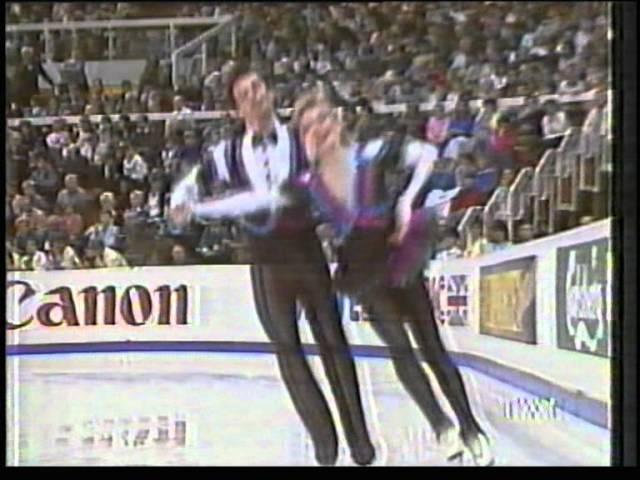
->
[212,118,291,193]
[193,118,292,220]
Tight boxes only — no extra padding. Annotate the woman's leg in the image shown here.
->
[363,289,454,438]
[402,281,485,443]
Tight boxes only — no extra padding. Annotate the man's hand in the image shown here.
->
[389,199,412,245]
[170,204,193,227]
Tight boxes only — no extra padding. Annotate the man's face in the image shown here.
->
[232,72,274,121]
[65,176,78,191]
[172,246,187,264]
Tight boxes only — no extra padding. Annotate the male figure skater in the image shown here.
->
[171,64,374,466]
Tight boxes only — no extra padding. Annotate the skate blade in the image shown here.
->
[466,434,495,467]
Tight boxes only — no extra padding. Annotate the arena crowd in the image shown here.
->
[6,2,611,271]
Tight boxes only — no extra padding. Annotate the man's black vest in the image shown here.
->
[202,125,316,238]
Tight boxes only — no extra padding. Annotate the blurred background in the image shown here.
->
[5,1,612,271]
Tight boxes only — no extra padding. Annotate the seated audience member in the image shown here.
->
[487,114,518,170]
[434,228,464,261]
[472,98,498,142]
[61,204,85,242]
[84,210,123,251]
[484,220,512,253]
[56,174,90,217]
[83,237,129,268]
[122,143,149,190]
[473,154,500,195]
[21,179,50,213]
[541,99,569,149]
[464,217,486,258]
[12,215,35,255]
[35,232,83,271]
[17,238,47,271]
[170,243,194,265]
[147,172,167,220]
[426,158,457,192]
[29,154,60,201]
[425,104,450,149]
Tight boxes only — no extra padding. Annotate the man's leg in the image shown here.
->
[298,255,376,466]
[250,264,339,465]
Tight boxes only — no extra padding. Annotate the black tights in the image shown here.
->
[362,282,484,442]
[250,261,373,463]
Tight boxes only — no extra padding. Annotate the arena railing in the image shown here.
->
[171,15,239,89]
[555,127,582,213]
[482,184,511,238]
[532,149,557,236]
[6,90,608,128]
[457,206,484,252]
[5,15,234,61]
[506,167,535,241]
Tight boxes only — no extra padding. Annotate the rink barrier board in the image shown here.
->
[6,220,612,429]
[6,340,608,430]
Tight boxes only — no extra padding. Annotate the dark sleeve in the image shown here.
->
[37,62,55,87]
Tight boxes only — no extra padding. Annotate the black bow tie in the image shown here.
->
[252,131,278,148]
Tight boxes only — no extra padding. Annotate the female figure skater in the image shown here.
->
[291,90,494,466]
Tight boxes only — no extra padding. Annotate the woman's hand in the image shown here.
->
[389,199,412,245]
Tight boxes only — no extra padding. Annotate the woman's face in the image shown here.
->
[298,102,343,166]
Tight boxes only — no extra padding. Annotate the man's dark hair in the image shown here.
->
[226,61,266,109]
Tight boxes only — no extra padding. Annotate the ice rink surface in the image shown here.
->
[7,350,610,466]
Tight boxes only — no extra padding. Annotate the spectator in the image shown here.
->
[56,174,90,215]
[46,118,71,153]
[485,220,512,253]
[29,154,60,201]
[426,158,457,192]
[21,179,50,213]
[84,210,123,251]
[122,144,149,189]
[16,237,47,271]
[11,46,55,108]
[541,99,569,148]
[487,114,518,170]
[58,47,89,96]
[473,154,500,195]
[473,98,498,142]
[442,102,475,160]
[464,217,486,258]
[434,228,464,261]
[122,189,153,266]
[12,215,35,255]
[35,232,83,271]
[123,189,149,225]
[557,62,587,95]
[425,104,450,148]
[82,237,129,268]
[61,204,85,241]
[146,172,167,220]
[170,243,193,265]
